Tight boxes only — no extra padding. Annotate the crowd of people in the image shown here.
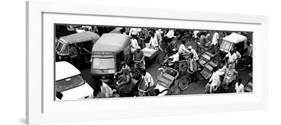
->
[65,25,253,98]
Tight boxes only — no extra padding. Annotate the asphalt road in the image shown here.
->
[77,49,252,97]
[74,38,252,97]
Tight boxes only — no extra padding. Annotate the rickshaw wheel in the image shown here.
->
[178,76,191,91]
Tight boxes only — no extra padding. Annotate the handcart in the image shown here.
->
[154,67,179,95]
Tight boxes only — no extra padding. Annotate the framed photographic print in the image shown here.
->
[26,1,268,124]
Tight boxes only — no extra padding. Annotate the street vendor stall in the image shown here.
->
[199,52,217,79]
[141,43,159,60]
[154,67,179,95]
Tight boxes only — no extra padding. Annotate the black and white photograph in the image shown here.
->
[54,24,253,101]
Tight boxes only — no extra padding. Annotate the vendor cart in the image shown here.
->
[198,51,218,79]
[154,67,179,95]
[141,43,160,60]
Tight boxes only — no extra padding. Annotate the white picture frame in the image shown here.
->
[26,1,268,124]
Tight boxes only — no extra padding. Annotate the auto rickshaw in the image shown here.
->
[55,31,100,65]
[91,33,131,85]
[220,33,247,54]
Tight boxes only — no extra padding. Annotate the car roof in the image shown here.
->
[92,33,129,54]
[60,31,100,44]
[223,33,247,44]
[55,61,81,81]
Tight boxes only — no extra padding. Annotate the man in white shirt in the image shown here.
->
[211,31,219,46]
[166,29,175,39]
[95,77,114,98]
[193,30,199,39]
[130,35,140,53]
[235,79,244,93]
[100,82,113,98]
[170,41,189,62]
[155,29,163,45]
[149,32,159,50]
[141,69,155,89]
[225,50,241,64]
[187,46,199,61]
[129,28,141,37]
[178,42,190,54]
[206,67,225,93]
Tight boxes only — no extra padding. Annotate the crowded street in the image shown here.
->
[54,24,253,100]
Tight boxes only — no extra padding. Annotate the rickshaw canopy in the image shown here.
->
[110,27,124,33]
[92,33,130,55]
[60,31,100,44]
[223,33,247,44]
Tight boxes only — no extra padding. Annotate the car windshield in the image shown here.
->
[92,58,115,69]
[55,75,85,92]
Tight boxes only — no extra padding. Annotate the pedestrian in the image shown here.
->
[133,48,145,70]
[165,29,175,41]
[225,49,241,65]
[245,41,253,67]
[169,40,189,62]
[235,79,244,93]
[148,31,160,50]
[206,67,225,93]
[199,32,208,47]
[130,34,140,53]
[222,63,238,90]
[141,69,155,92]
[211,31,220,52]
[155,29,163,46]
[187,53,198,73]
[129,28,141,37]
[187,46,199,61]
[94,76,114,98]
[187,53,198,81]
[116,68,134,97]
[115,61,131,76]
[193,30,200,39]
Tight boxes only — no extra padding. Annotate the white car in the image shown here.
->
[55,61,93,101]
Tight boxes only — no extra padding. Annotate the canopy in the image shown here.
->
[56,61,80,81]
[92,33,129,55]
[110,27,124,33]
[223,33,247,44]
[60,31,100,44]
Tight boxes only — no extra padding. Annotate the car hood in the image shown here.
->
[60,82,93,101]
